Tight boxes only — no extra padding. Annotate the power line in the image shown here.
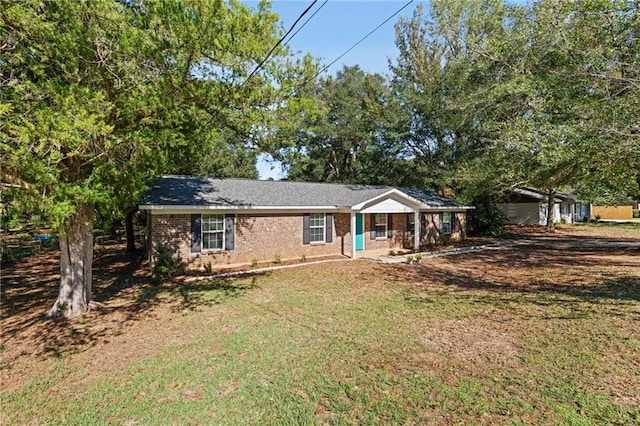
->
[283,0,328,48]
[242,0,319,87]
[305,0,414,85]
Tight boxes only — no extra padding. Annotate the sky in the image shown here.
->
[243,0,421,179]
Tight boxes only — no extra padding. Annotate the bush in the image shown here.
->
[633,209,639,219]
[152,245,182,278]
[467,195,507,237]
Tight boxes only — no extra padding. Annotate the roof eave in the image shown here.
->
[139,204,352,213]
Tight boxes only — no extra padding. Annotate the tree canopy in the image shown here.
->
[1,0,638,316]
[0,0,313,316]
[389,0,639,228]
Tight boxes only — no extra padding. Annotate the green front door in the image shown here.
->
[355,213,364,250]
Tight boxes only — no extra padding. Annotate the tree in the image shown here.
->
[0,0,310,317]
[270,65,402,184]
[391,0,640,231]
[391,0,514,193]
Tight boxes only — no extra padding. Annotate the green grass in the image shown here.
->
[3,248,639,425]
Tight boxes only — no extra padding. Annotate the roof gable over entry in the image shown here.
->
[354,189,420,213]
[139,176,472,211]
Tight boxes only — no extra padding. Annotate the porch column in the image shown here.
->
[350,212,357,259]
[414,210,420,252]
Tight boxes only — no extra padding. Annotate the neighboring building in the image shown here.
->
[498,187,585,225]
[139,176,474,269]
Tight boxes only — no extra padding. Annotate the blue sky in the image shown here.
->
[263,0,417,75]
[243,0,420,179]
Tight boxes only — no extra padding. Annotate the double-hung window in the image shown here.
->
[441,212,452,235]
[407,213,415,234]
[374,213,387,238]
[202,214,224,250]
[309,213,326,243]
[303,213,332,245]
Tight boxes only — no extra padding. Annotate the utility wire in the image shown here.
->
[302,0,414,87]
[283,0,328,48]
[242,0,319,87]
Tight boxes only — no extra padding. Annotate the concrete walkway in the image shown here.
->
[366,235,640,264]
[365,241,517,264]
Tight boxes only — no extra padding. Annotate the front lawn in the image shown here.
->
[1,227,639,424]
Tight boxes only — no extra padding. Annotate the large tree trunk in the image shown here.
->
[125,208,136,252]
[46,202,94,318]
[545,189,556,232]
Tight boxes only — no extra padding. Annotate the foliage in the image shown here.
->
[391,0,640,211]
[1,0,311,225]
[270,65,419,186]
[273,253,281,264]
[466,195,507,237]
[152,246,182,279]
[0,0,313,313]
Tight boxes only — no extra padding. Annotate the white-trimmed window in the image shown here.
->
[441,212,452,235]
[407,213,415,234]
[374,213,387,238]
[309,213,326,243]
[202,214,224,250]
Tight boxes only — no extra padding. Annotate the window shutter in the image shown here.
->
[325,213,333,243]
[303,214,310,245]
[370,214,375,239]
[420,213,427,236]
[387,214,393,238]
[225,214,235,250]
[191,214,202,253]
[407,213,414,234]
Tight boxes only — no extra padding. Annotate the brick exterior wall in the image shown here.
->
[150,212,352,269]
[149,211,467,268]
[361,213,410,251]
[419,212,467,248]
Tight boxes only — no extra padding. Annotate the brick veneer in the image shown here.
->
[150,213,352,268]
[420,212,467,247]
[148,211,467,268]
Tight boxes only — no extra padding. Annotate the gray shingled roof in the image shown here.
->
[139,176,466,209]
[513,187,578,202]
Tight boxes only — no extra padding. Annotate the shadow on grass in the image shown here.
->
[377,243,640,313]
[133,276,261,315]
[0,243,263,362]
